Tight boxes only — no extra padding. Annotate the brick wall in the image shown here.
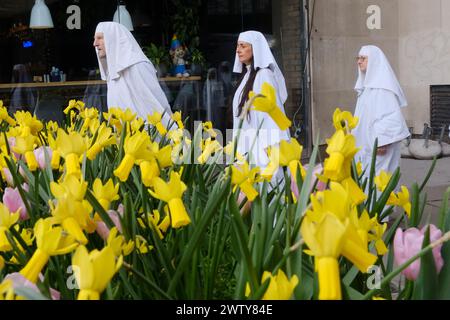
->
[279,0,307,147]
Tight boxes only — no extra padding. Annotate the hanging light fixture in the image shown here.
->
[29,0,54,29]
[113,0,134,31]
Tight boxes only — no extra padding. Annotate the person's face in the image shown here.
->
[357,55,368,72]
[93,32,106,58]
[236,41,253,65]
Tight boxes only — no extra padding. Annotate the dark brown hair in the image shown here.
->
[233,61,260,118]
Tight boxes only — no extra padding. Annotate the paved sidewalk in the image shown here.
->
[399,156,450,226]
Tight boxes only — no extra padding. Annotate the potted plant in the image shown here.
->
[189,48,205,76]
[143,43,170,78]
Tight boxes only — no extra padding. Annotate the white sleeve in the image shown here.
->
[372,89,410,146]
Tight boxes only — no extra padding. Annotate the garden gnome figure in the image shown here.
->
[170,35,190,78]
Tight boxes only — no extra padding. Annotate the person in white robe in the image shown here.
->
[352,45,410,180]
[93,22,173,125]
[232,30,291,172]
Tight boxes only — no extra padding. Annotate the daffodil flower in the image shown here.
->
[55,129,88,177]
[202,121,217,138]
[113,131,152,182]
[137,209,171,239]
[301,214,347,300]
[72,245,122,300]
[51,175,88,202]
[198,138,222,164]
[0,203,20,252]
[92,178,119,211]
[13,111,43,136]
[135,235,152,254]
[369,221,388,255]
[63,100,85,115]
[148,171,190,228]
[171,111,184,129]
[374,170,392,192]
[20,219,78,283]
[332,108,358,132]
[262,139,305,182]
[0,280,16,300]
[140,160,160,187]
[107,227,134,257]
[249,82,292,130]
[87,124,116,160]
[323,130,359,180]
[387,186,411,217]
[0,102,16,126]
[148,112,167,136]
[12,135,38,171]
[246,269,299,300]
[231,161,261,201]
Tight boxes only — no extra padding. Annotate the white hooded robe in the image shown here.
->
[95,22,172,125]
[352,45,410,177]
[232,31,290,171]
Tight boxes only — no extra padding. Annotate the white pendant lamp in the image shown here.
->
[113,1,134,31]
[30,0,54,29]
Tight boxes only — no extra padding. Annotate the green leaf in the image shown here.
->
[412,225,438,299]
[438,207,450,299]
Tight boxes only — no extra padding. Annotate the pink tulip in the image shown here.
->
[393,224,444,280]
[7,137,21,160]
[4,272,60,300]
[33,146,53,170]
[3,184,30,220]
[1,168,14,186]
[96,208,123,240]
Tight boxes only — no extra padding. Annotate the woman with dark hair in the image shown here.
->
[231,31,290,172]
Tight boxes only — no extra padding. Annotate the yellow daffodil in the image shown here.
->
[333,108,358,132]
[137,209,171,239]
[148,171,190,228]
[369,221,388,255]
[148,112,167,136]
[92,178,119,211]
[262,138,305,181]
[87,124,116,160]
[49,198,94,244]
[203,121,217,138]
[198,138,222,164]
[356,161,363,177]
[51,175,88,202]
[246,269,299,300]
[13,111,43,136]
[387,186,411,217]
[47,133,61,170]
[231,161,261,201]
[340,177,367,205]
[12,135,38,171]
[301,214,347,300]
[130,117,145,134]
[72,245,122,300]
[249,82,292,130]
[0,203,20,252]
[0,103,16,126]
[135,235,152,254]
[171,111,184,129]
[55,129,88,176]
[107,227,134,257]
[323,130,359,180]
[20,219,78,283]
[113,131,152,182]
[63,100,85,115]
[139,160,160,187]
[374,170,392,192]
[0,280,16,300]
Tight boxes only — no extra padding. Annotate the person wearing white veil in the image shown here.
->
[93,22,172,125]
[352,45,410,180]
[232,30,290,174]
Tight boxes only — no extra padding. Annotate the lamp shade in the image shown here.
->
[30,0,54,29]
[113,5,134,31]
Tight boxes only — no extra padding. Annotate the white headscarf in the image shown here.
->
[95,22,152,81]
[354,45,407,107]
[233,30,288,104]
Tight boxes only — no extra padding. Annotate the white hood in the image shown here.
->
[233,30,288,104]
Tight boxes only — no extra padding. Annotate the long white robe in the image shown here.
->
[232,66,290,170]
[106,62,172,126]
[352,87,410,176]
